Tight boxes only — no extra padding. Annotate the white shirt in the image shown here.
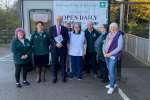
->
[56,25,61,35]
[20,40,25,46]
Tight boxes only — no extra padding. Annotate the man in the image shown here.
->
[65,21,72,77]
[84,21,100,78]
[49,16,69,83]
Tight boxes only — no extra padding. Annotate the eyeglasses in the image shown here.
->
[100,27,104,28]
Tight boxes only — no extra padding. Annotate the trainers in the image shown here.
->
[70,75,76,80]
[107,88,114,94]
[78,76,82,80]
[105,84,116,88]
[23,81,30,85]
[16,83,22,88]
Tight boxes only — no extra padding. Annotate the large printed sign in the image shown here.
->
[53,1,108,30]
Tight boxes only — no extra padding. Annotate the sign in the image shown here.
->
[53,1,108,30]
[34,14,48,22]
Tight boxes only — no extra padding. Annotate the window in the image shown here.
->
[29,9,52,34]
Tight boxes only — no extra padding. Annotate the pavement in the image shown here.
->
[0,46,150,100]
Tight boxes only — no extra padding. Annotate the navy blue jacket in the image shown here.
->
[49,25,69,53]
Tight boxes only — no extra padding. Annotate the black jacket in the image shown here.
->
[49,25,69,53]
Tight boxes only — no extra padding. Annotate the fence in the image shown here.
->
[123,33,149,65]
[0,31,14,44]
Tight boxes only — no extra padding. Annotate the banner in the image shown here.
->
[53,1,108,31]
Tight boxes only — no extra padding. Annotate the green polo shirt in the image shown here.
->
[98,31,109,60]
[85,28,100,52]
[10,38,32,64]
[30,30,50,55]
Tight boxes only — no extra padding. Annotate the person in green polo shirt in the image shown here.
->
[84,21,100,77]
[10,28,32,88]
[65,21,73,77]
[94,24,109,82]
[30,21,50,83]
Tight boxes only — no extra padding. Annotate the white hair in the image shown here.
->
[109,22,118,30]
[56,15,63,21]
[87,21,93,25]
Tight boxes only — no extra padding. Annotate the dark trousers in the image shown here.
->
[98,59,109,80]
[51,52,67,78]
[15,63,28,83]
[71,56,82,76]
[84,52,98,74]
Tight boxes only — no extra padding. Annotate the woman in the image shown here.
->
[103,22,124,94]
[10,28,32,88]
[30,21,50,83]
[68,22,87,80]
[94,24,109,83]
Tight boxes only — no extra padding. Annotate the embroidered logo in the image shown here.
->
[43,35,46,37]
[93,34,96,37]
[27,43,30,46]
[35,36,37,38]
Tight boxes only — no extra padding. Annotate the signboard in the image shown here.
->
[53,1,108,30]
[34,14,48,22]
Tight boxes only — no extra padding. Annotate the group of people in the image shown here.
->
[10,15,124,94]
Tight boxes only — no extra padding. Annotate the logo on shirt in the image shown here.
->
[93,34,96,37]
[35,36,37,38]
[43,35,46,37]
[27,43,30,46]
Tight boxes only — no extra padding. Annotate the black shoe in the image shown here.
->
[23,81,30,85]
[62,78,66,83]
[78,76,82,80]
[101,79,109,83]
[70,74,76,80]
[65,72,68,78]
[52,78,57,84]
[16,83,22,88]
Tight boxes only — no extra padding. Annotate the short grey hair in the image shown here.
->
[109,22,118,30]
[87,21,93,25]
[73,22,81,31]
[56,15,63,21]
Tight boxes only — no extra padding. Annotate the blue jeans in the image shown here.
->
[71,56,82,76]
[105,57,118,88]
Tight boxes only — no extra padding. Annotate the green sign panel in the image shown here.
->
[100,2,106,8]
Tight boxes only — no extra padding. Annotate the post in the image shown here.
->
[148,21,150,65]
[125,33,128,51]
[119,0,124,31]
[117,0,124,79]
[108,0,111,25]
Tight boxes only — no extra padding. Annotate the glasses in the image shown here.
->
[100,27,104,28]
[74,27,79,28]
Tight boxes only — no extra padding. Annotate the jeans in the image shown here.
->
[105,57,118,88]
[15,63,28,83]
[71,56,82,76]
[84,52,98,74]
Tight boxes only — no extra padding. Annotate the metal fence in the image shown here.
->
[123,33,149,64]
